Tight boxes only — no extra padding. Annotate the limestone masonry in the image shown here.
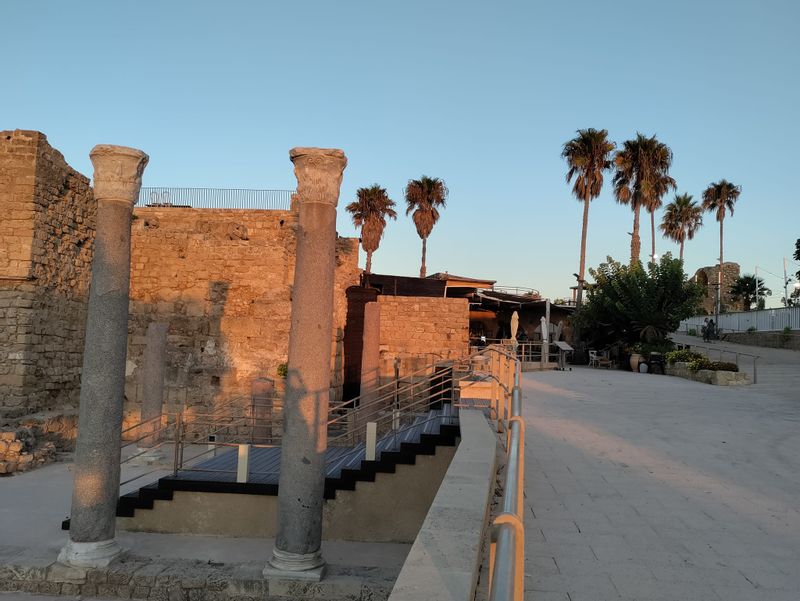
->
[127,207,359,421]
[377,296,469,378]
[0,131,471,442]
[0,130,95,417]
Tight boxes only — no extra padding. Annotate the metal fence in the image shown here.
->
[137,187,294,210]
[680,306,800,333]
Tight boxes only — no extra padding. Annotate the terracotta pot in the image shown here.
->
[629,353,642,372]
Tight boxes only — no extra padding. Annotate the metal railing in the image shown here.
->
[677,342,760,384]
[681,306,800,333]
[137,187,294,210]
[492,285,540,297]
[478,346,524,601]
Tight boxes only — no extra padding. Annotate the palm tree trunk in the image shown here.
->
[717,217,724,315]
[650,210,656,261]
[630,205,641,264]
[679,239,684,263]
[420,237,427,278]
[576,196,590,309]
[365,250,372,274]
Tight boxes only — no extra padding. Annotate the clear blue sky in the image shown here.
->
[3,1,799,306]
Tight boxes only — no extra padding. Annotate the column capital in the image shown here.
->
[90,145,149,206]
[289,147,347,207]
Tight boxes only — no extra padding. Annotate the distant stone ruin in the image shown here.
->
[693,262,743,314]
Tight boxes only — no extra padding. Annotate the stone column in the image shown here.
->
[267,148,347,580]
[137,322,169,451]
[59,145,148,568]
[359,301,381,410]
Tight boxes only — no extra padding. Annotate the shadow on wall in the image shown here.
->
[125,281,234,424]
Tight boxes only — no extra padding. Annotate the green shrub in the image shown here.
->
[687,328,697,336]
[686,357,738,372]
[277,362,288,379]
[782,326,792,343]
[747,326,756,333]
[665,349,703,364]
[708,361,739,372]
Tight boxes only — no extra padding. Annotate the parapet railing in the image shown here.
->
[678,342,760,384]
[473,345,524,601]
[137,187,294,210]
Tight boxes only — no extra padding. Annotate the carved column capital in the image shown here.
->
[90,145,149,206]
[289,147,347,207]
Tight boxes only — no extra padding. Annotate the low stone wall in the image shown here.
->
[0,549,396,601]
[388,410,497,601]
[665,362,750,386]
[724,330,800,351]
[0,428,56,475]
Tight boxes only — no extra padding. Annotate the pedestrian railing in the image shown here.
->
[470,345,525,601]
[137,187,294,210]
[680,343,760,384]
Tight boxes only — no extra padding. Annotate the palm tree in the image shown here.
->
[345,184,397,274]
[729,275,770,311]
[405,176,448,278]
[613,134,676,264]
[702,179,741,314]
[659,193,703,262]
[561,128,615,309]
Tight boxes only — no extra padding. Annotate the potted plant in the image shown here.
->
[629,343,643,372]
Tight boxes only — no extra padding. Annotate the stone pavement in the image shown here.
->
[521,363,800,600]
[672,332,800,399]
[0,459,408,600]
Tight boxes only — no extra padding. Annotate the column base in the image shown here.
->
[58,539,122,568]
[264,548,325,581]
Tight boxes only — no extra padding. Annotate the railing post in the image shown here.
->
[491,352,501,432]
[172,411,183,476]
[365,422,377,461]
[236,443,251,483]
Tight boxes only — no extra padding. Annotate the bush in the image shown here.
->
[708,361,739,372]
[666,349,703,364]
[277,362,288,379]
[747,326,756,333]
[687,328,697,336]
[686,357,739,372]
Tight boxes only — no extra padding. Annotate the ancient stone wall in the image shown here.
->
[693,262,742,314]
[0,130,95,417]
[377,296,469,377]
[126,208,360,419]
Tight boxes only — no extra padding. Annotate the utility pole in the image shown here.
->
[784,257,790,307]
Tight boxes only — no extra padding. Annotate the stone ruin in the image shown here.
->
[693,262,743,314]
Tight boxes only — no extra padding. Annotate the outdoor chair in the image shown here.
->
[588,350,599,368]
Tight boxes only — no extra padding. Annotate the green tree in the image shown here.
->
[575,254,703,347]
[613,134,676,264]
[405,176,448,278]
[659,193,703,262]
[561,128,615,310]
[729,275,771,311]
[346,184,397,274]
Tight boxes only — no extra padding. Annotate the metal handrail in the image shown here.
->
[486,348,525,601]
[678,343,760,383]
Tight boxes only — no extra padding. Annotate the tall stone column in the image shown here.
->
[59,145,148,568]
[138,322,169,450]
[267,147,347,580]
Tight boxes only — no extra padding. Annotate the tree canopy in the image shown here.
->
[575,254,703,347]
